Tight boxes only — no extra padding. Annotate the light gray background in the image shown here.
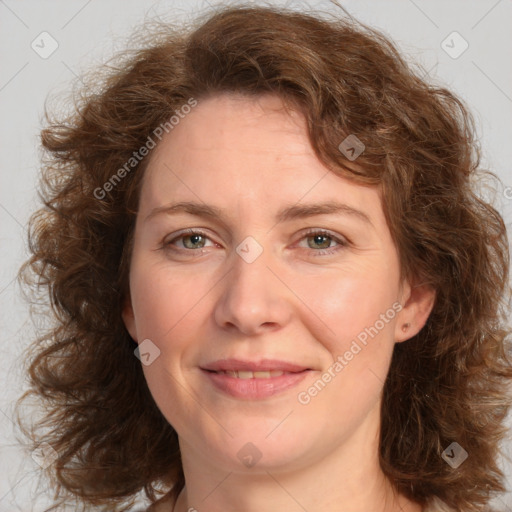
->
[1,0,511,510]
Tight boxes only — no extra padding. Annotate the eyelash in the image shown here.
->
[162,228,348,257]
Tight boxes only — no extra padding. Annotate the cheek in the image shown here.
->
[128,263,207,426]
[290,265,401,355]
[129,259,209,341]
[291,272,399,429]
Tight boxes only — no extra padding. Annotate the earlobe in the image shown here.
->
[121,295,138,343]
[395,281,436,343]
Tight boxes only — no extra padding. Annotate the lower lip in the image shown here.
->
[201,369,311,399]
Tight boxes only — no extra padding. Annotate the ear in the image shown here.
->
[121,294,138,343]
[394,278,436,343]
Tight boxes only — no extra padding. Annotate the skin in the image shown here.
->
[122,93,436,512]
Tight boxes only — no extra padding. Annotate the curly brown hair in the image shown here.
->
[17,2,512,511]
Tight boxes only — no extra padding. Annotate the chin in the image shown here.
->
[196,415,323,472]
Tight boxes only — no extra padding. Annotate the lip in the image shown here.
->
[201,358,310,373]
[200,358,312,400]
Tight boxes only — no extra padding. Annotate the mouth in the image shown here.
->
[201,358,311,373]
[206,369,290,379]
[200,359,313,399]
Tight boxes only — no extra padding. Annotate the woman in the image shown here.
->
[18,3,512,512]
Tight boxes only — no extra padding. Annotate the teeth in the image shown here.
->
[216,370,285,379]
[253,371,273,378]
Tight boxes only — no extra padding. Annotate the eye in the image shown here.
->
[161,228,349,258]
[297,229,348,256]
[163,229,217,252]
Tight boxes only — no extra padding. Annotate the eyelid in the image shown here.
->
[294,227,349,255]
[163,228,217,247]
[298,227,349,244]
[162,228,350,256]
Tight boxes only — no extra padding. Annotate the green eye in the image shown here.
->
[307,234,334,250]
[164,229,214,252]
[296,229,348,257]
[181,234,207,249]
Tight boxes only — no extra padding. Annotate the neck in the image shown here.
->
[171,405,422,512]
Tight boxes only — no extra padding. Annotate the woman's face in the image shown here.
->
[123,93,434,474]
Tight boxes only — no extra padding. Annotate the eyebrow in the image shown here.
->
[145,200,373,227]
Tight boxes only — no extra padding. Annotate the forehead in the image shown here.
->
[148,93,312,170]
[140,93,385,227]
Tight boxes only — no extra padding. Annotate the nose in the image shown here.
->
[213,242,293,336]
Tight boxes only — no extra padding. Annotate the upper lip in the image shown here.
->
[201,358,310,373]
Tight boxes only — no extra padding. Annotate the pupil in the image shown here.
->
[185,234,204,248]
[312,235,330,249]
